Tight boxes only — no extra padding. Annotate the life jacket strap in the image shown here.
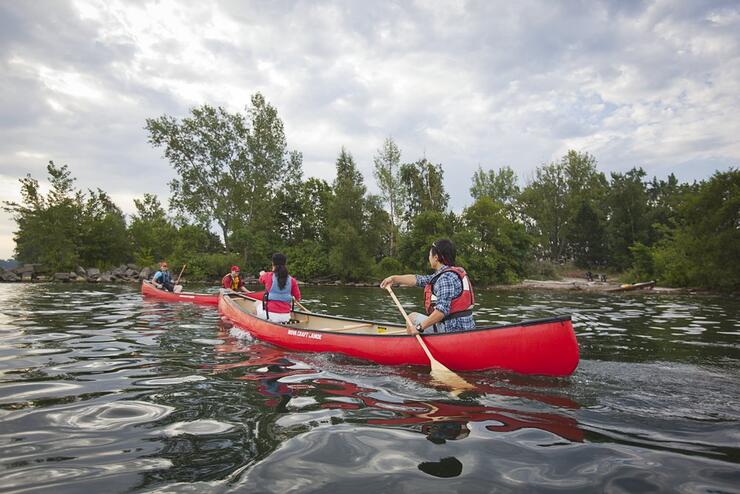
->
[442,309,473,321]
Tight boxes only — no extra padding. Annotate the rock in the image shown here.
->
[127,263,140,270]
[21,273,32,282]
[75,266,87,277]
[36,275,48,282]
[17,264,35,275]
[0,270,19,282]
[87,267,100,277]
[139,267,153,280]
[54,272,70,282]
[99,273,113,282]
[125,268,138,278]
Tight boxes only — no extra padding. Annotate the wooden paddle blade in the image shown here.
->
[430,367,475,392]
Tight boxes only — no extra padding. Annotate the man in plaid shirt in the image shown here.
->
[380,239,476,334]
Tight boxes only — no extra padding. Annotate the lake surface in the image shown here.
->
[0,283,738,493]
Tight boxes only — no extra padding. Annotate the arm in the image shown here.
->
[291,278,301,300]
[379,274,417,288]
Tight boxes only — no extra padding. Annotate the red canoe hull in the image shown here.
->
[218,291,579,376]
[141,280,218,305]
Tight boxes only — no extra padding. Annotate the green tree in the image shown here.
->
[326,148,372,280]
[652,169,739,290]
[470,165,521,221]
[373,137,404,255]
[400,158,449,223]
[3,162,82,272]
[128,193,177,266]
[457,197,532,284]
[520,150,608,263]
[606,167,650,269]
[78,189,130,268]
[397,211,456,273]
[520,162,568,261]
[145,93,294,250]
[569,200,608,268]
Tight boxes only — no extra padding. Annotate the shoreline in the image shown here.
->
[0,275,710,295]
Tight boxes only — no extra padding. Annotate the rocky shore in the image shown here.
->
[0,263,155,283]
[489,277,684,294]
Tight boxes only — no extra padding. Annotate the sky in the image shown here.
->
[1,0,739,259]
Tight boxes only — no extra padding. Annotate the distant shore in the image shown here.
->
[0,263,708,294]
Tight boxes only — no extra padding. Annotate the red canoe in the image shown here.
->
[218,290,579,376]
[141,280,219,305]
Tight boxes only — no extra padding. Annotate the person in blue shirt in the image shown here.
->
[380,239,476,334]
[152,261,175,292]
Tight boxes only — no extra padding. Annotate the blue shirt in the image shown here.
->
[415,265,476,333]
[153,270,171,284]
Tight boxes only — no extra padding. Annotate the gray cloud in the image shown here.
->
[0,0,738,258]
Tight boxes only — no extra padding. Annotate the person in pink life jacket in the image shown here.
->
[380,239,475,335]
[255,253,302,323]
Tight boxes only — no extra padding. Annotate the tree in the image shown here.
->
[400,158,449,223]
[606,167,650,269]
[128,193,177,266]
[145,93,294,250]
[569,200,608,268]
[652,169,739,290]
[78,189,130,268]
[520,162,569,261]
[457,197,532,284]
[470,165,521,221]
[3,162,82,272]
[397,211,456,272]
[520,150,608,263]
[373,137,404,255]
[326,148,372,280]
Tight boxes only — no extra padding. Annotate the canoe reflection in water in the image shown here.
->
[212,331,584,479]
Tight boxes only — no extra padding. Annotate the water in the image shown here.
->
[0,283,738,493]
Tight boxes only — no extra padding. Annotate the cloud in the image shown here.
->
[0,0,738,258]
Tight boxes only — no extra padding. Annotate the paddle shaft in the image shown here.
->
[384,286,444,368]
[175,264,187,284]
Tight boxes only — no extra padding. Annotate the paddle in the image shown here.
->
[384,286,474,392]
[173,264,186,293]
[293,299,310,312]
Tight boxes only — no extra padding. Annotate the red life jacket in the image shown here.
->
[423,266,475,320]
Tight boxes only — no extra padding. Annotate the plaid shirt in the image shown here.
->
[415,265,476,333]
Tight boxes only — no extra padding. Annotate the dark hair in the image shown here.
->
[431,239,456,266]
[272,252,288,289]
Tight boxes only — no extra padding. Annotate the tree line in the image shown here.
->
[4,93,738,290]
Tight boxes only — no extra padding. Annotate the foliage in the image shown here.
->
[325,149,374,280]
[4,163,83,272]
[606,167,650,270]
[145,93,295,250]
[399,158,449,222]
[470,165,521,222]
[373,137,404,255]
[374,256,404,280]
[650,169,739,290]
[457,197,531,284]
[78,189,130,268]
[397,211,456,273]
[128,193,177,265]
[283,241,332,281]
[520,151,607,263]
[180,252,242,281]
